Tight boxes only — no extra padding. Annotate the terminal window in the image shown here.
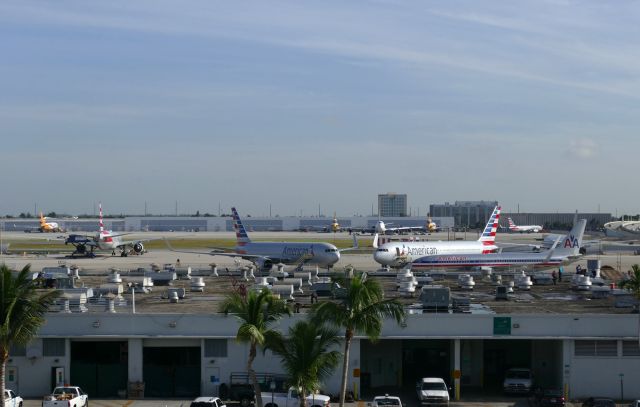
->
[204,339,228,357]
[43,338,66,357]
[574,340,617,357]
[622,340,640,356]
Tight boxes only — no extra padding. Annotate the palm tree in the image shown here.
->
[268,320,341,407]
[311,270,406,407]
[620,264,640,346]
[220,288,291,407]
[1,264,59,407]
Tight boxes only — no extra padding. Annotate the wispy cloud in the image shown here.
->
[566,139,599,158]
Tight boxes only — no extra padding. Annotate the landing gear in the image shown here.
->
[120,250,128,257]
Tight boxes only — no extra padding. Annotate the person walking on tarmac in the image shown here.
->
[552,270,557,285]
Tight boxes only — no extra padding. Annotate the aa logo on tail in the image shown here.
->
[564,235,579,248]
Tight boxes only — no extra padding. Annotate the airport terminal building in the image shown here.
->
[1,215,456,233]
[4,277,640,402]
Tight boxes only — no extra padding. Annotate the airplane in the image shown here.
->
[372,206,501,269]
[303,213,342,233]
[506,217,543,233]
[411,219,586,269]
[22,213,65,233]
[374,216,439,235]
[166,207,355,271]
[358,216,439,235]
[64,203,154,257]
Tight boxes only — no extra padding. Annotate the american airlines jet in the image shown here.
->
[411,219,586,269]
[65,203,154,257]
[506,218,543,233]
[167,207,350,271]
[373,206,501,269]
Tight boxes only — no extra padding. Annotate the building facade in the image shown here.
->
[5,313,639,400]
[430,201,499,229]
[378,194,408,217]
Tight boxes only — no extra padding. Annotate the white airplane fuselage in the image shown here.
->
[510,225,542,233]
[96,231,123,251]
[236,241,340,267]
[374,240,497,268]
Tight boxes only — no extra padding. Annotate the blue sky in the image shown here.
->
[1,1,639,217]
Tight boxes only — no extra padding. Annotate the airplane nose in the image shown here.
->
[373,251,387,265]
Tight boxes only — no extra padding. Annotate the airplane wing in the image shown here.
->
[163,238,264,258]
[116,236,162,249]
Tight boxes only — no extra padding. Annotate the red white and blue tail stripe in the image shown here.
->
[507,217,517,230]
[231,207,251,245]
[99,202,105,234]
[478,206,501,249]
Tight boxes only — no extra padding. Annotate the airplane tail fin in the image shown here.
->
[231,207,251,245]
[39,212,46,226]
[507,217,517,230]
[554,219,587,257]
[478,206,501,244]
[372,233,379,249]
[98,202,104,233]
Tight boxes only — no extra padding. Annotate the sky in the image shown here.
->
[1,0,639,218]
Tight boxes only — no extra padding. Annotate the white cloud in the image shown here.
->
[567,139,599,158]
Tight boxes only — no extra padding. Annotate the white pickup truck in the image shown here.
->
[4,389,23,407]
[262,387,331,407]
[42,386,88,407]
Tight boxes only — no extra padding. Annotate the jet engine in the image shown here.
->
[133,242,144,254]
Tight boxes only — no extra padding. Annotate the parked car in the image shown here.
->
[582,398,616,407]
[416,377,450,406]
[630,401,640,407]
[4,389,23,407]
[503,368,534,394]
[533,389,565,407]
[370,394,403,407]
[261,386,331,407]
[191,397,227,407]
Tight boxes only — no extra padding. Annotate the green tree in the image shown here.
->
[620,264,640,346]
[1,264,59,407]
[268,320,341,407]
[311,270,406,407]
[220,289,291,407]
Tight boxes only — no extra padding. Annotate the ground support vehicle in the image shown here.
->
[42,387,88,407]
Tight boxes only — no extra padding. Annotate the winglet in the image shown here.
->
[352,233,358,249]
[372,233,379,249]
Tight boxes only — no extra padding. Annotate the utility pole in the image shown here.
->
[175,201,178,216]
[144,201,147,216]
